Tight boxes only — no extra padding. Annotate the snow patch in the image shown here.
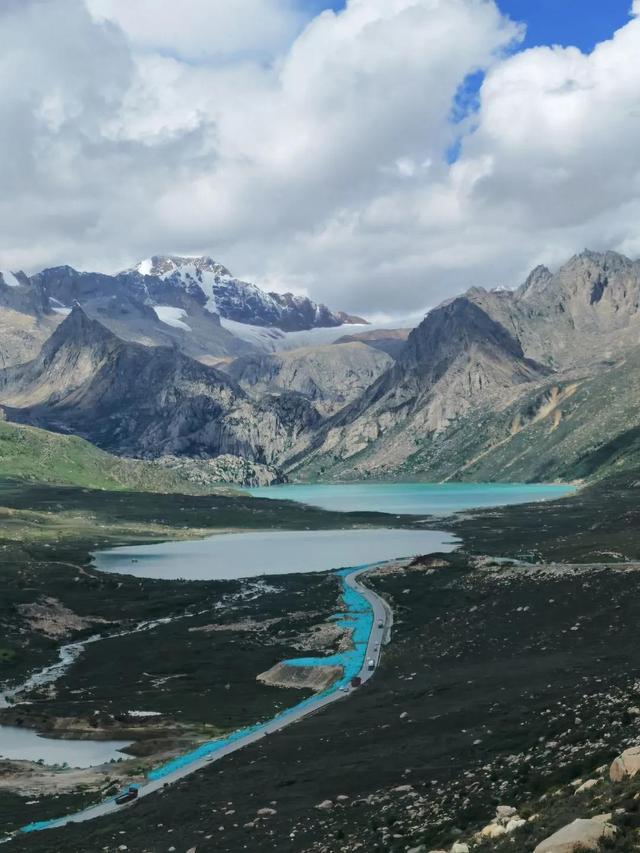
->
[51,307,72,316]
[153,305,192,332]
[220,318,285,351]
[137,258,153,276]
[220,318,373,352]
[1,270,20,288]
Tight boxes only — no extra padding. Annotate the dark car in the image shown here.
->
[115,785,139,806]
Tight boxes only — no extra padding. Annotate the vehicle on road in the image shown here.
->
[377,619,383,628]
[115,786,139,806]
[367,659,375,671]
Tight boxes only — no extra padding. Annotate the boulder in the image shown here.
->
[496,805,517,819]
[506,817,526,833]
[450,845,470,853]
[533,817,616,852]
[610,745,640,782]
[574,779,599,794]
[256,807,277,817]
[479,823,507,839]
[315,800,333,811]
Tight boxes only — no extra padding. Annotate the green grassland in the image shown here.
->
[0,418,235,494]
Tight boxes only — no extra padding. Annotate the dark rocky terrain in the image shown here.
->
[7,473,640,852]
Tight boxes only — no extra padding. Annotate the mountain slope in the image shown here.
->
[0,418,235,493]
[32,265,255,363]
[0,271,60,368]
[222,342,392,416]
[291,250,640,483]
[291,297,548,479]
[0,308,319,463]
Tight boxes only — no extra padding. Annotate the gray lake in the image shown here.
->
[93,528,458,580]
[0,726,130,768]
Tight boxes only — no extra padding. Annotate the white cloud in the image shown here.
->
[86,0,305,62]
[2,0,640,317]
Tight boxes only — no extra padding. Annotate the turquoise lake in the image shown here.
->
[247,481,575,516]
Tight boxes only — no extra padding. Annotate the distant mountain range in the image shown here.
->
[0,255,367,369]
[3,249,640,486]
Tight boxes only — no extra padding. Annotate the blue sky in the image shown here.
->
[305,0,633,53]
[497,0,632,52]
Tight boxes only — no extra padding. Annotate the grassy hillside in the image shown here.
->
[0,418,231,494]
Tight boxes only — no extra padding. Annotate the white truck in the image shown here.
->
[367,659,375,671]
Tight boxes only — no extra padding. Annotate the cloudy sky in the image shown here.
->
[2,0,640,318]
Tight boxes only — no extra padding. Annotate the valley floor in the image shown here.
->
[2,473,640,851]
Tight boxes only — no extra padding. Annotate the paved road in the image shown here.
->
[9,565,392,839]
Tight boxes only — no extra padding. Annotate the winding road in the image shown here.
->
[7,564,392,840]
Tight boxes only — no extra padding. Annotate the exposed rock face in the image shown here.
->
[468,250,640,369]
[0,308,319,463]
[609,745,640,781]
[532,816,616,852]
[223,342,392,416]
[154,454,285,487]
[0,272,60,368]
[257,662,342,692]
[119,255,365,331]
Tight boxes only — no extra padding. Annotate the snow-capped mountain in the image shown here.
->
[120,255,366,332]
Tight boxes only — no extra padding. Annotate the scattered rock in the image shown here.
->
[505,817,526,833]
[256,807,277,817]
[450,844,469,853]
[533,817,616,852]
[479,823,506,839]
[315,800,333,811]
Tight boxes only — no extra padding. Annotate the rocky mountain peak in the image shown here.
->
[120,255,365,332]
[41,304,118,358]
[517,264,553,301]
[400,297,528,376]
[131,255,232,280]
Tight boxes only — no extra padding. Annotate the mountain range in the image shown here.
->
[0,255,367,370]
[3,249,640,486]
